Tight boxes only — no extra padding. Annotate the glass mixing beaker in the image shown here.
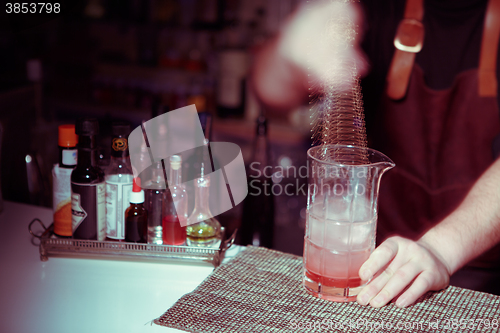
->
[303,145,394,302]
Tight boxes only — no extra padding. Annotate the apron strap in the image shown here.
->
[479,0,500,97]
[386,0,424,100]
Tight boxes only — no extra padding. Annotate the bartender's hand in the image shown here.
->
[356,236,451,308]
[357,158,500,308]
[277,0,367,86]
[251,0,367,111]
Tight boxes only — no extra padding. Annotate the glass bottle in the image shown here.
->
[239,115,275,248]
[186,163,221,246]
[105,123,134,241]
[53,124,78,237]
[71,118,106,240]
[143,161,165,244]
[125,178,148,243]
[162,155,187,245]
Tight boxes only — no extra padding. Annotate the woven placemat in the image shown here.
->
[155,246,500,332]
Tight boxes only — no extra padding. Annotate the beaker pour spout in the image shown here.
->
[371,160,395,181]
[378,160,396,172]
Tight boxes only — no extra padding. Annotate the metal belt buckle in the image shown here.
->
[394,18,424,53]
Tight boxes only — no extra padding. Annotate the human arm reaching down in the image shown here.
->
[357,157,500,308]
[251,0,367,112]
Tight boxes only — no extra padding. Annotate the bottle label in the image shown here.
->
[71,182,106,240]
[106,179,133,240]
[53,165,74,236]
[62,149,77,166]
[71,192,87,231]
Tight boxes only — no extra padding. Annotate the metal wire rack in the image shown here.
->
[29,218,235,267]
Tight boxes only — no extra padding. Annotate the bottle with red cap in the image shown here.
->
[58,125,78,168]
[125,178,148,243]
[53,124,78,237]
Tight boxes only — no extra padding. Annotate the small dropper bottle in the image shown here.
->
[125,178,148,243]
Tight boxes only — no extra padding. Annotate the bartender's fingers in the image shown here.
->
[395,271,435,308]
[358,237,400,281]
[358,237,451,308]
[367,261,422,308]
[392,242,450,308]
[357,255,416,307]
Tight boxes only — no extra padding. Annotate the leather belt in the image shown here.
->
[387,0,500,99]
[386,0,424,100]
[479,0,500,97]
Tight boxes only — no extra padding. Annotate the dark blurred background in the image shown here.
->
[0,0,312,255]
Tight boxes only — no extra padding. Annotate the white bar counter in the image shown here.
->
[0,201,243,333]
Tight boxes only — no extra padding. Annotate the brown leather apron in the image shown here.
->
[375,0,500,272]
[377,65,500,269]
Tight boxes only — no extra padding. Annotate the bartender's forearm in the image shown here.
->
[419,157,500,275]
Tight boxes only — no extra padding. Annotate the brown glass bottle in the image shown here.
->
[71,118,106,240]
[125,178,148,243]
